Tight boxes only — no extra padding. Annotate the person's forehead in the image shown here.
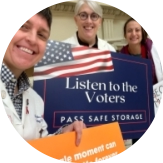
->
[79,3,94,13]
[127,21,141,28]
[27,14,50,31]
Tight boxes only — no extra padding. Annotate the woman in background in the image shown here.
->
[120,18,163,144]
[63,0,115,51]
[121,18,163,84]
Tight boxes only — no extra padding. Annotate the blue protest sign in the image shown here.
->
[33,40,154,139]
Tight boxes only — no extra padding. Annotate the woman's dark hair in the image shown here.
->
[123,18,148,44]
[38,7,52,30]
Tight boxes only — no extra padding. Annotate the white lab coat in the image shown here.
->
[0,80,48,140]
[63,33,116,52]
[151,44,163,82]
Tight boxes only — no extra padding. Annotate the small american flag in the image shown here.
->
[34,40,114,81]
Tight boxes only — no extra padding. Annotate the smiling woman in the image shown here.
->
[1,7,86,145]
[62,0,115,52]
[120,18,163,85]
[120,18,163,145]
[3,14,50,79]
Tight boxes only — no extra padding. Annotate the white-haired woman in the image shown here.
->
[63,0,132,155]
[63,0,115,51]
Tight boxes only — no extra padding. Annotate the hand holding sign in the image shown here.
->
[62,121,86,146]
[28,122,126,162]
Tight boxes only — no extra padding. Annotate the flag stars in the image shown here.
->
[35,40,74,67]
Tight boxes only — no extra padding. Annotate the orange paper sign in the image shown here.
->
[28,122,126,162]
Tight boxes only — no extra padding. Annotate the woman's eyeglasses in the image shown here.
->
[78,12,100,21]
